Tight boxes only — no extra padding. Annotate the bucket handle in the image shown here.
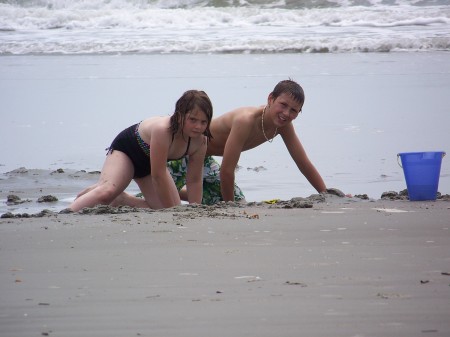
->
[397,152,446,168]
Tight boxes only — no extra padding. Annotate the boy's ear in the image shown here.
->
[267,93,274,104]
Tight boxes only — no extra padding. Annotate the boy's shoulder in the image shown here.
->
[228,106,259,125]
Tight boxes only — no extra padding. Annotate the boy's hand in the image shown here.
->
[323,188,346,197]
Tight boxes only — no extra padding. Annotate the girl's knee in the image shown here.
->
[94,184,121,205]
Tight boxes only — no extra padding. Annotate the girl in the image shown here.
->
[69,90,213,211]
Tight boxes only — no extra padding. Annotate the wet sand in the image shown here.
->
[0,168,105,215]
[1,170,450,337]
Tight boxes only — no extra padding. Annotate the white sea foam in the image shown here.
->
[0,0,449,54]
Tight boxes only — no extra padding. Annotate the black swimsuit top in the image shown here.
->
[171,134,191,160]
[135,124,191,160]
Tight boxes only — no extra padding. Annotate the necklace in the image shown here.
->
[261,105,278,143]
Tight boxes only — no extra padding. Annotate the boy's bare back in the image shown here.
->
[206,105,269,156]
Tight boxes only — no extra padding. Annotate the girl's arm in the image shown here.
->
[280,124,327,193]
[149,127,181,208]
[185,137,208,204]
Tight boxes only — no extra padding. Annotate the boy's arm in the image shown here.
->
[185,138,207,204]
[279,124,327,193]
[219,119,248,201]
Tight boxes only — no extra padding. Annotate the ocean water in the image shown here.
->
[0,0,450,210]
[1,52,449,205]
[1,0,449,54]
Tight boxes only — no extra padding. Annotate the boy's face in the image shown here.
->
[268,92,303,126]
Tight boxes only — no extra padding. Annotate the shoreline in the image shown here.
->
[1,166,449,217]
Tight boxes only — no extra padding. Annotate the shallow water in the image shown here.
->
[0,52,449,206]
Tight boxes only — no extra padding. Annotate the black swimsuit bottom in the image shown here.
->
[108,123,190,179]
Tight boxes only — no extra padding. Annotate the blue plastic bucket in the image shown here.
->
[397,151,446,201]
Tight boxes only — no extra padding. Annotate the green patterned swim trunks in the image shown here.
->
[167,156,245,205]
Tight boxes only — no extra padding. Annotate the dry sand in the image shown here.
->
[1,176,450,337]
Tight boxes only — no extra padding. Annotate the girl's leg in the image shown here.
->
[75,183,98,199]
[109,191,150,208]
[69,151,135,212]
[76,186,150,209]
[75,183,157,209]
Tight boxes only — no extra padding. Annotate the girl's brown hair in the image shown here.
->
[169,90,213,141]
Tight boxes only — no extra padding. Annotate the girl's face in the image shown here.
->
[183,107,209,138]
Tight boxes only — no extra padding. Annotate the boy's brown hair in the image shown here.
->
[271,79,305,108]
